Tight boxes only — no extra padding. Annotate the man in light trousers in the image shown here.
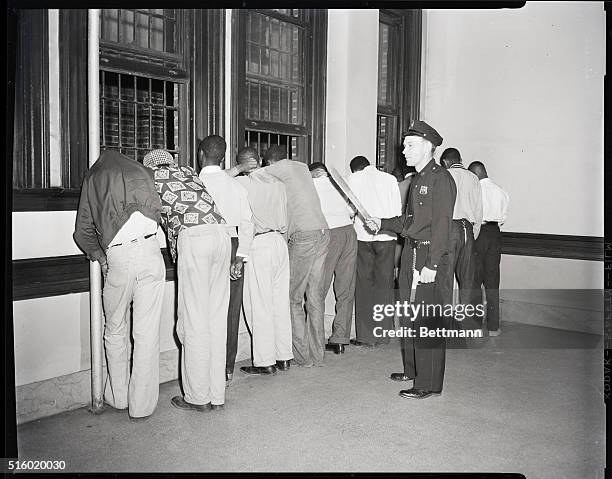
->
[144,149,231,411]
[234,147,293,375]
[73,150,165,421]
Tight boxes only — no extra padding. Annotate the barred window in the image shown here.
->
[99,9,190,163]
[100,72,180,162]
[235,9,326,165]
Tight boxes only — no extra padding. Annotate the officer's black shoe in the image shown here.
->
[350,339,376,349]
[390,372,414,382]
[398,388,441,399]
[276,360,291,371]
[325,343,345,354]
[240,365,278,375]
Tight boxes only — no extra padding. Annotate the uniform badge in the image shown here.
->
[419,185,428,195]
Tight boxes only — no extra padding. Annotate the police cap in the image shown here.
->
[403,120,443,147]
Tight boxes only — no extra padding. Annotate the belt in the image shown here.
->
[109,232,156,248]
[409,239,431,248]
[254,230,283,237]
[453,218,473,226]
[482,221,499,225]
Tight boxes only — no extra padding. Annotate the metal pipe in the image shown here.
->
[88,9,104,415]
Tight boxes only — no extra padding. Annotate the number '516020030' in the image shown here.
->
[7,460,66,471]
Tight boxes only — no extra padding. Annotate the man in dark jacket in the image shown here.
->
[366,120,456,399]
[74,150,166,421]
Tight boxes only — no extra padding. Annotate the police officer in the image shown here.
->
[366,120,456,399]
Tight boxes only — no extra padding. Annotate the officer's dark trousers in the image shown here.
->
[355,240,395,345]
[226,237,245,376]
[473,223,501,332]
[398,244,453,392]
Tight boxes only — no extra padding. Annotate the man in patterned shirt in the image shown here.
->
[143,149,231,412]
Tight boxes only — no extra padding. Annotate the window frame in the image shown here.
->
[12,9,226,211]
[376,9,422,174]
[230,9,327,166]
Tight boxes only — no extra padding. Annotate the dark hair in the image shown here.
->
[263,145,289,164]
[391,166,404,183]
[468,161,487,178]
[350,156,370,172]
[308,162,328,173]
[237,147,260,164]
[392,162,417,181]
[198,135,226,167]
[440,148,461,165]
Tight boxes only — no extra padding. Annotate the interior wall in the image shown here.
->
[421,2,604,237]
[421,2,605,291]
[325,9,379,176]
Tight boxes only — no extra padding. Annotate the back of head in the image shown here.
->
[392,164,415,183]
[308,162,328,178]
[237,146,260,167]
[263,145,288,165]
[440,148,462,167]
[467,161,487,180]
[350,156,370,173]
[198,135,226,168]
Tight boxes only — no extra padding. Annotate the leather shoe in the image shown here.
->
[398,388,441,399]
[129,414,151,422]
[350,339,376,348]
[325,343,345,354]
[171,396,210,411]
[209,404,225,411]
[390,372,414,382]
[276,360,290,371]
[240,365,277,375]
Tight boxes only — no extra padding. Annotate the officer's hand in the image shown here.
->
[419,266,437,284]
[230,257,244,280]
[364,217,381,234]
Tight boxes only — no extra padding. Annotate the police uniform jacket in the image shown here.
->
[380,159,456,271]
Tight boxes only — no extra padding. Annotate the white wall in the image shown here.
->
[421,2,605,291]
[422,2,604,237]
[325,9,379,176]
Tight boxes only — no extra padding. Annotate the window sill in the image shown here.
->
[13,189,81,212]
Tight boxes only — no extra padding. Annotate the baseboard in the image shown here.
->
[501,299,602,335]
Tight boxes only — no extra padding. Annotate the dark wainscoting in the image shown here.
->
[501,232,603,261]
[12,233,603,301]
[12,249,176,301]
